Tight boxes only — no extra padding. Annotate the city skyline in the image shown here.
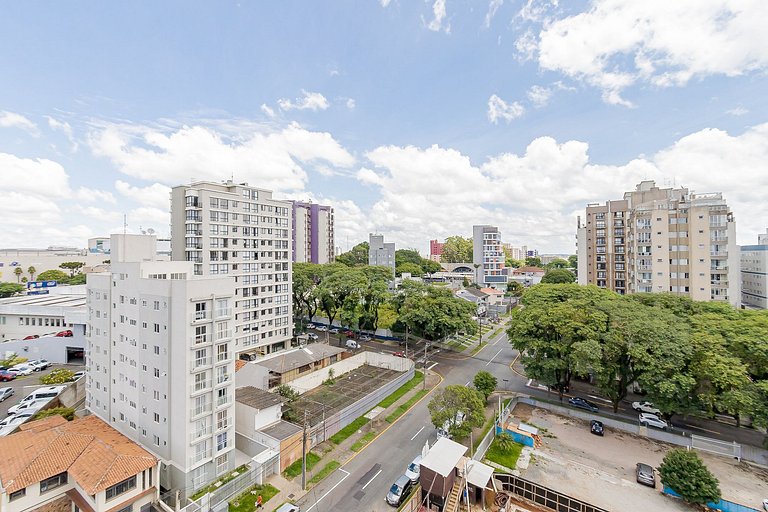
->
[1,1,767,255]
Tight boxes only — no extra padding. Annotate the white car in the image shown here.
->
[316,325,328,332]
[71,371,85,381]
[27,359,51,372]
[0,411,34,428]
[632,401,661,415]
[8,398,49,416]
[639,413,669,430]
[8,365,33,376]
[329,327,339,334]
[359,335,372,342]
[307,333,319,341]
[0,387,13,402]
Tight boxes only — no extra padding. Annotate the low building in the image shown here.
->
[455,288,489,310]
[0,415,159,512]
[479,287,505,306]
[509,266,546,287]
[236,345,347,390]
[419,437,467,510]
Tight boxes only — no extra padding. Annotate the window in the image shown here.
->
[9,488,25,501]
[40,472,68,493]
[217,431,229,451]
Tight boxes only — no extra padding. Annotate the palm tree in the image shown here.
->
[13,267,23,283]
[27,266,36,281]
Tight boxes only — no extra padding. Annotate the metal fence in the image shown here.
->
[495,474,610,512]
[181,463,268,512]
[473,400,513,461]
[691,435,742,461]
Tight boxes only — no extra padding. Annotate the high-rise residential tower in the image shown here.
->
[291,201,335,264]
[368,233,395,276]
[171,181,293,357]
[577,181,739,306]
[741,229,768,309]
[429,239,444,262]
[86,234,236,494]
[472,225,508,290]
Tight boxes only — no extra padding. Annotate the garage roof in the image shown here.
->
[421,437,467,477]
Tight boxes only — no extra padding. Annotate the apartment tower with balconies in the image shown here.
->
[291,201,335,264]
[472,225,508,290]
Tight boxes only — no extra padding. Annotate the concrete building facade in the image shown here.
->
[429,239,444,262]
[577,181,739,306]
[171,181,293,357]
[368,234,395,276]
[86,234,237,495]
[741,229,768,309]
[472,225,507,289]
[291,201,334,264]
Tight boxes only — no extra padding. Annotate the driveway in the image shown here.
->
[513,403,768,512]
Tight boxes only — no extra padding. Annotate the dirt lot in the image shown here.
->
[512,403,768,512]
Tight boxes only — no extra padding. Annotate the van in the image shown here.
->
[345,339,360,350]
[386,474,412,507]
[16,386,65,407]
[274,504,300,512]
[8,398,50,416]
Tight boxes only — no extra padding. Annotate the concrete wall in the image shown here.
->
[0,327,85,364]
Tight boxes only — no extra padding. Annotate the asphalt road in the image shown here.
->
[0,363,84,418]
[296,328,519,512]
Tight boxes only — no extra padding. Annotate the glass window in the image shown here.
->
[40,472,68,493]
[106,476,137,501]
[9,488,25,501]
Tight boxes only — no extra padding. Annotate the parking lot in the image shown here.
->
[513,403,768,512]
[0,363,84,418]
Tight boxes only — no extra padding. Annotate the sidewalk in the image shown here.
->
[263,368,442,511]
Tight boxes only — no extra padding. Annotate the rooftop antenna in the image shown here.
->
[123,214,127,235]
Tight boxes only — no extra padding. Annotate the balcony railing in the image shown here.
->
[191,380,212,394]
[192,311,211,322]
[189,447,212,466]
[215,308,232,319]
[216,394,232,408]
[190,425,212,443]
[191,357,211,372]
[193,334,210,346]
[216,373,231,386]
[190,402,212,418]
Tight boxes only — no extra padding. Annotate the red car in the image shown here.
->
[0,370,16,382]
[393,351,406,358]
[343,330,355,338]
[55,330,73,337]
[23,334,39,340]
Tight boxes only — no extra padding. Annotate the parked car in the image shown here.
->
[316,325,328,332]
[590,420,604,436]
[8,398,49,416]
[404,455,422,485]
[239,352,257,362]
[385,474,412,507]
[0,370,15,382]
[0,411,35,428]
[635,462,656,487]
[632,401,661,415]
[23,334,39,340]
[306,323,316,329]
[639,413,669,430]
[343,330,355,337]
[307,333,320,341]
[55,330,73,337]
[329,327,339,334]
[393,351,406,358]
[359,335,373,342]
[345,339,360,350]
[7,365,33,377]
[274,504,300,512]
[27,359,51,371]
[0,387,13,402]
[12,386,65,410]
[71,371,85,381]
[568,396,599,413]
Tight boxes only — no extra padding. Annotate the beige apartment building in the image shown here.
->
[577,181,739,306]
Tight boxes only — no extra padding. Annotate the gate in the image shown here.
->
[691,435,742,461]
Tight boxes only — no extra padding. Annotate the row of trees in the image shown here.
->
[335,242,442,277]
[507,284,768,433]
[293,262,477,340]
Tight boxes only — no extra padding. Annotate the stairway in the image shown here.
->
[444,479,464,512]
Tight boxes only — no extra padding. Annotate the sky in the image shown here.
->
[1,0,767,255]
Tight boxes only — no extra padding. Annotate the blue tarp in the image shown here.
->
[663,486,760,512]
[495,425,534,447]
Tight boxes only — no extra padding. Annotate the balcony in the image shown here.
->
[215,330,232,341]
[190,402,212,419]
[216,394,232,408]
[710,251,728,257]
[215,308,232,319]
[190,425,212,443]
[216,373,231,386]
[191,310,211,323]
[189,447,212,466]
[191,380,212,395]
[191,357,212,372]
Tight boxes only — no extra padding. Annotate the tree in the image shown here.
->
[67,273,87,285]
[396,262,423,277]
[506,281,524,297]
[441,236,472,263]
[318,269,368,344]
[395,249,423,267]
[336,242,369,267]
[421,259,442,275]
[275,384,300,422]
[358,266,392,332]
[659,449,721,505]
[505,258,523,268]
[0,282,24,298]
[399,286,477,340]
[37,269,69,282]
[473,371,497,401]
[541,269,576,284]
[545,258,570,269]
[59,262,85,277]
[13,267,23,282]
[40,368,75,385]
[27,266,36,281]
[567,255,578,269]
[525,256,542,267]
[427,385,485,439]
[32,407,76,421]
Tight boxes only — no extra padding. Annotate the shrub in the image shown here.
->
[40,368,74,385]
[659,449,721,505]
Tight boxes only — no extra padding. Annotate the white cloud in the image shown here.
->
[89,121,354,194]
[484,0,504,28]
[726,107,748,116]
[425,0,450,33]
[346,98,356,110]
[75,187,117,204]
[524,0,768,105]
[0,111,39,136]
[487,94,525,123]
[380,0,392,7]
[115,180,171,209]
[526,85,553,107]
[46,116,79,151]
[277,90,330,111]
[260,104,276,118]
[0,153,70,197]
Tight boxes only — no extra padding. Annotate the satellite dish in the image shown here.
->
[147,228,156,235]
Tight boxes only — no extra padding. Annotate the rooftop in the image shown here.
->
[0,293,86,309]
[236,386,283,410]
[0,415,158,495]
[255,345,346,374]
[421,437,467,477]
[260,420,302,441]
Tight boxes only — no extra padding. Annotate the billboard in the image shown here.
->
[27,280,58,289]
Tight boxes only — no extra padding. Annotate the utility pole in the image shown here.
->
[301,410,308,491]
[423,341,428,390]
[404,325,408,358]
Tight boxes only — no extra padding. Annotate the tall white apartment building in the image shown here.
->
[292,201,335,264]
[86,234,236,494]
[577,181,739,306]
[369,233,395,276]
[473,225,508,289]
[171,181,293,357]
[741,229,768,309]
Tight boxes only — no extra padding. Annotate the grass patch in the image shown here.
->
[351,431,377,451]
[472,415,497,455]
[386,389,428,423]
[283,452,321,479]
[377,371,424,409]
[485,438,523,470]
[228,483,279,512]
[190,465,250,501]
[308,460,341,486]
[329,416,370,445]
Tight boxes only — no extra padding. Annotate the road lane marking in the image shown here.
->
[485,348,503,366]
[305,468,350,512]
[361,469,382,490]
[410,426,425,440]
[427,362,438,370]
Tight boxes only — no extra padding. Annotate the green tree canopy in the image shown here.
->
[396,262,423,277]
[659,449,721,505]
[421,259,442,274]
[335,242,369,267]
[541,269,576,284]
[59,261,85,276]
[427,385,485,439]
[40,368,75,385]
[32,407,76,422]
[567,255,578,268]
[473,371,497,401]
[395,249,423,267]
[399,286,477,340]
[440,236,472,263]
[525,256,542,267]
[0,282,24,298]
[545,258,570,269]
[37,269,69,282]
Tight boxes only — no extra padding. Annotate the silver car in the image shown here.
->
[639,413,669,430]
[0,387,13,402]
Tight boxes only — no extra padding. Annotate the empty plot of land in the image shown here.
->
[291,365,402,425]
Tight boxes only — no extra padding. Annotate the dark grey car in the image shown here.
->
[636,463,655,487]
[568,396,599,413]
